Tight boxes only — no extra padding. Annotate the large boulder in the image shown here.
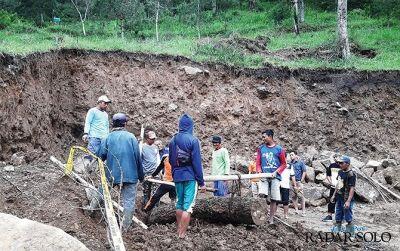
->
[355,175,381,203]
[303,184,327,207]
[312,160,326,174]
[298,146,319,166]
[381,159,397,169]
[371,170,386,185]
[383,166,400,189]
[349,157,365,169]
[365,160,382,171]
[0,213,89,251]
[305,165,315,183]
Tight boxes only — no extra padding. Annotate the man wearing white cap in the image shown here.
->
[82,95,111,162]
[141,130,161,207]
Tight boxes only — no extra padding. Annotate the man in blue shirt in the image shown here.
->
[289,152,307,216]
[169,113,206,238]
[82,95,111,164]
[97,113,143,230]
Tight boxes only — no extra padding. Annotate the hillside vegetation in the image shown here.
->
[0,1,399,70]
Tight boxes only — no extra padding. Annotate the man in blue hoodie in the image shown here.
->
[97,113,144,230]
[169,113,206,238]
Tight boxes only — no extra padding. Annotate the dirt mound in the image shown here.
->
[0,50,400,165]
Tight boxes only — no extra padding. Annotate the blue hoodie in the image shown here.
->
[169,114,205,187]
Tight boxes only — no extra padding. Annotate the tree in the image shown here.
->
[298,0,304,22]
[248,0,256,11]
[292,0,300,35]
[70,0,95,36]
[337,0,350,59]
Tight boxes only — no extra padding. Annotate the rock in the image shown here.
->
[299,146,319,166]
[372,170,386,185]
[307,198,327,207]
[179,65,209,76]
[322,188,331,199]
[315,173,326,182]
[365,160,382,171]
[3,165,15,172]
[312,160,326,174]
[349,157,365,169]
[0,213,89,250]
[302,184,326,201]
[381,159,397,169]
[168,103,178,111]
[338,107,349,114]
[355,175,381,203]
[305,165,315,183]
[335,102,342,108]
[230,155,251,173]
[382,166,400,186]
[362,167,375,177]
[11,152,26,166]
[0,161,7,167]
[319,150,336,159]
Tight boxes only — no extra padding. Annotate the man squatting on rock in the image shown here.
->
[97,113,144,230]
[82,95,111,168]
[330,155,356,234]
[169,113,206,238]
[256,129,287,224]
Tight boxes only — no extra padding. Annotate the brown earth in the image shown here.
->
[1,50,400,250]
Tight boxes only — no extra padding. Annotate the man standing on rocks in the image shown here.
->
[289,152,307,216]
[330,155,356,234]
[97,113,143,230]
[256,129,287,224]
[141,130,160,208]
[322,154,341,222]
[82,95,111,164]
[169,113,206,238]
[211,135,230,197]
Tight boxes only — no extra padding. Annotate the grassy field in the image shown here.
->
[0,6,399,70]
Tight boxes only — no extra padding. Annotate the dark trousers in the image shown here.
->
[328,187,337,214]
[143,184,176,212]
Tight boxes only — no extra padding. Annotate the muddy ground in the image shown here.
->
[0,50,400,250]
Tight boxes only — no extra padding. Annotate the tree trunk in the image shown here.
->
[155,1,160,42]
[293,0,300,35]
[196,0,200,39]
[299,0,305,23]
[337,0,350,59]
[81,20,86,36]
[148,197,267,225]
[212,0,217,14]
[249,0,256,11]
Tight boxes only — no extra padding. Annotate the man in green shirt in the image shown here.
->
[211,136,230,196]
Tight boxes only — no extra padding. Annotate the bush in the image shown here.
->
[269,2,291,24]
[0,10,18,29]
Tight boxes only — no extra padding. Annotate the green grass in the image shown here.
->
[0,6,399,70]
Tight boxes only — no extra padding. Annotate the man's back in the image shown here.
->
[98,130,143,184]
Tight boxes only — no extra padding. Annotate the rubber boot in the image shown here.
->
[333,222,342,233]
[346,222,355,236]
[122,210,134,231]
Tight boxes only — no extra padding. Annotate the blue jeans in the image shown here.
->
[335,196,354,223]
[213,181,229,197]
[121,182,138,212]
[85,137,102,161]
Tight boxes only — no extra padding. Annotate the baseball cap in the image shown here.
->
[337,155,351,164]
[211,135,222,143]
[147,131,157,139]
[98,95,111,103]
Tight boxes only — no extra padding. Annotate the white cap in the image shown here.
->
[147,131,157,139]
[98,95,111,103]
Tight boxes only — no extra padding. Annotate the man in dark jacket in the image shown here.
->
[97,113,144,230]
[169,113,206,238]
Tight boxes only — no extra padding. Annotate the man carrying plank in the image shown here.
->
[169,113,206,238]
[256,129,287,225]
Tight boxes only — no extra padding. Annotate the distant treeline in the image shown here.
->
[1,0,398,28]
